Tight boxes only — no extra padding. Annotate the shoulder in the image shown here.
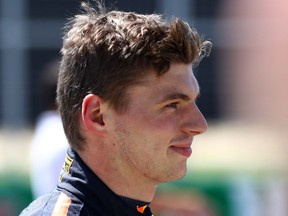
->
[20,190,85,216]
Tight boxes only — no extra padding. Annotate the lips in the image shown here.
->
[170,145,192,157]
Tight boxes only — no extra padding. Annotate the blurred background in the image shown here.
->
[0,0,288,215]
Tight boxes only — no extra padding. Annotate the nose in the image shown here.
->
[182,104,208,136]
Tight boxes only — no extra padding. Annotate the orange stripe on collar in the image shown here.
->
[137,205,148,214]
[51,192,72,216]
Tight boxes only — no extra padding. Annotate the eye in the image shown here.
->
[165,102,179,109]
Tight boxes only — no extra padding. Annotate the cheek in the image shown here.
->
[117,110,179,145]
[147,112,179,132]
[120,115,165,146]
[136,115,179,150]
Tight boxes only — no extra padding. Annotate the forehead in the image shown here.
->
[127,63,200,101]
[150,63,198,91]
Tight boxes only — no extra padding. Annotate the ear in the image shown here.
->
[81,94,107,135]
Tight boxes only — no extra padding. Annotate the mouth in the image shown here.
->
[169,145,192,157]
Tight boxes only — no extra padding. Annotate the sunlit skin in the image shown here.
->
[80,63,208,202]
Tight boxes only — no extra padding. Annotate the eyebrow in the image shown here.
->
[160,92,200,103]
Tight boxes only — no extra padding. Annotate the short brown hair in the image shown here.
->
[57,1,211,150]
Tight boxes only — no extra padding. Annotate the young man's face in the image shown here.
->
[106,63,207,184]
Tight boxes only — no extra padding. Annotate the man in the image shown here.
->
[21,1,211,215]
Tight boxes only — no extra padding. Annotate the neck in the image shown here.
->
[77,142,157,202]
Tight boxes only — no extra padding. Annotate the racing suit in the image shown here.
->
[20,148,153,215]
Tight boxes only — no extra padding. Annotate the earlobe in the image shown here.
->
[82,94,106,134]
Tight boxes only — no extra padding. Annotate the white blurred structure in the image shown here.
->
[30,111,67,198]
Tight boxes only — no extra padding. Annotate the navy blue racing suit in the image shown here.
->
[20,148,153,216]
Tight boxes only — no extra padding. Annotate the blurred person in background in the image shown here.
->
[30,60,68,198]
[217,0,288,215]
[151,191,217,216]
[21,1,211,215]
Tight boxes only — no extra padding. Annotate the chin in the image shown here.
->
[160,174,186,184]
[173,171,187,181]
[173,162,188,177]
[161,168,187,183]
